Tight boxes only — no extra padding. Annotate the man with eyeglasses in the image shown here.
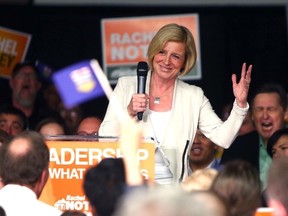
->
[4,61,62,130]
[76,116,102,136]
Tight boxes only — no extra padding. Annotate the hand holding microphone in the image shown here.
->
[127,61,149,120]
[136,61,148,121]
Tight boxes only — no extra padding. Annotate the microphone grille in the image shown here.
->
[137,61,148,76]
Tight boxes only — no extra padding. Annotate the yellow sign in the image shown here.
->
[0,26,31,78]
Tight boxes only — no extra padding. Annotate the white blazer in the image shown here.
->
[99,71,248,182]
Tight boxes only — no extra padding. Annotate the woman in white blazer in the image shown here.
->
[99,23,252,184]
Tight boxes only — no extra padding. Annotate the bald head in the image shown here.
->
[0,130,49,188]
[9,137,31,157]
[77,117,102,136]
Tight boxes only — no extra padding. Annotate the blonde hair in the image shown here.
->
[147,23,197,77]
[181,168,218,192]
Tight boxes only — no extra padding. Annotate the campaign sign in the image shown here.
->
[39,140,155,216]
[0,26,31,78]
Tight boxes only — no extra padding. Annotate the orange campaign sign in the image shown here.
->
[39,139,155,215]
[101,14,201,83]
[0,26,31,78]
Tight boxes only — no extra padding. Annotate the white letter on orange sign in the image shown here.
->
[110,33,121,45]
[75,148,88,165]
[61,148,75,165]
[50,148,60,164]
[88,148,103,164]
[137,149,149,162]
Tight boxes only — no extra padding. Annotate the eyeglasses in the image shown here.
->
[77,131,98,136]
[15,72,38,80]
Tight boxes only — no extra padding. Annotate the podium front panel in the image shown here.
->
[39,140,155,215]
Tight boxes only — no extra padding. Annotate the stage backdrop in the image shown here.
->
[39,139,155,216]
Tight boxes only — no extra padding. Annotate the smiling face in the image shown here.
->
[251,93,286,144]
[189,130,218,171]
[152,41,185,81]
[9,65,41,108]
[271,135,288,159]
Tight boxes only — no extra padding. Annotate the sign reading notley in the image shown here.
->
[101,14,201,84]
[0,26,31,78]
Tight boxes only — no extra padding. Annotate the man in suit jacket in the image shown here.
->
[188,129,221,174]
[221,83,287,190]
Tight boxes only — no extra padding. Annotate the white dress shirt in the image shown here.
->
[0,184,62,216]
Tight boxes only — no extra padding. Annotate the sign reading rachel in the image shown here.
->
[0,26,31,78]
[39,140,155,215]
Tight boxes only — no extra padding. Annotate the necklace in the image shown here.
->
[150,85,174,105]
[154,97,161,104]
[152,92,172,104]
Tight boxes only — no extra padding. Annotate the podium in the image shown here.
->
[39,135,155,215]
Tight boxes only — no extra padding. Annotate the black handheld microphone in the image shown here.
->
[137,61,148,121]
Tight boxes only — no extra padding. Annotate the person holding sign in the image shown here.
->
[99,23,252,184]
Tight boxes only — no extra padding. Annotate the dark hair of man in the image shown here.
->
[250,83,287,110]
[0,206,6,216]
[60,210,86,216]
[267,128,288,157]
[0,129,10,145]
[83,158,126,216]
[0,104,27,130]
[11,60,39,79]
[0,130,49,186]
[35,117,69,135]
